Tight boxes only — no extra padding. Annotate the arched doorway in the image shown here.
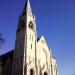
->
[44,72,48,75]
[30,69,34,75]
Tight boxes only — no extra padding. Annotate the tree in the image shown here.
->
[0,33,5,49]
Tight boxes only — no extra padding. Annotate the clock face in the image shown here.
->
[29,21,34,30]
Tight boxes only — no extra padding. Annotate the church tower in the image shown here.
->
[12,0,37,75]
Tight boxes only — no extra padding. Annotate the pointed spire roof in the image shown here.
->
[22,0,33,16]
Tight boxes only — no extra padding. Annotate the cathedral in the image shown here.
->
[0,0,58,75]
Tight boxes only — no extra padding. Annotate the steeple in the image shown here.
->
[22,0,33,16]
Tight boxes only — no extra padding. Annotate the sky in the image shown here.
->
[0,0,75,75]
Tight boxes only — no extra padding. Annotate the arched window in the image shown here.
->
[29,21,34,29]
[30,69,34,75]
[44,72,48,75]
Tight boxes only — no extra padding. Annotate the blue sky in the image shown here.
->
[0,0,75,75]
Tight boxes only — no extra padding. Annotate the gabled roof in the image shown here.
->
[37,35,48,46]
[37,35,50,52]
[0,50,14,65]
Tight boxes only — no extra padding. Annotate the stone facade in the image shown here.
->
[0,0,58,75]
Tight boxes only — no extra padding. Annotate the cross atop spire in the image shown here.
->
[22,0,33,16]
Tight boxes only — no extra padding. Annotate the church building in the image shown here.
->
[0,0,58,75]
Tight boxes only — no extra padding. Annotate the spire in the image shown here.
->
[22,0,33,16]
